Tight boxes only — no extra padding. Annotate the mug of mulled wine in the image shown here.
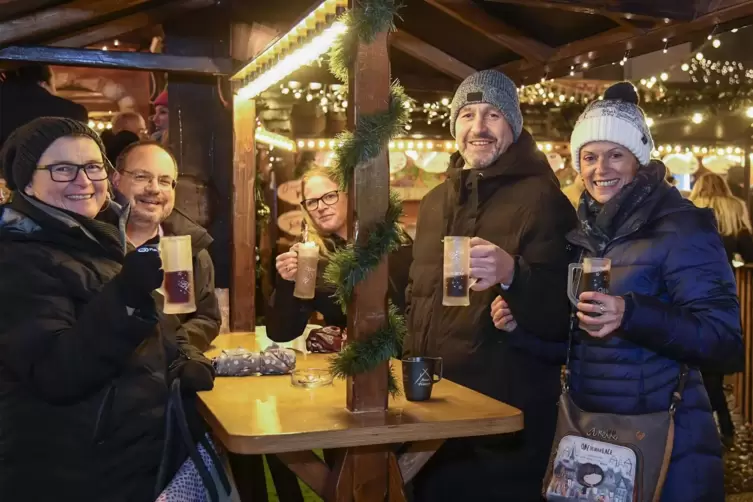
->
[567,257,611,317]
[402,356,443,402]
[159,235,196,315]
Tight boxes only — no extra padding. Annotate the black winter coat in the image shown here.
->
[157,208,221,352]
[404,130,578,501]
[0,194,208,501]
[267,234,413,342]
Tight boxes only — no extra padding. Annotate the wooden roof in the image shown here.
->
[0,0,752,84]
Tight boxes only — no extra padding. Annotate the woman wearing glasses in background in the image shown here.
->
[0,118,213,500]
[267,166,413,343]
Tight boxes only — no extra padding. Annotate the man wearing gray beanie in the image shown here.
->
[404,69,578,501]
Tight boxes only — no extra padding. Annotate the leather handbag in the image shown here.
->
[542,310,688,502]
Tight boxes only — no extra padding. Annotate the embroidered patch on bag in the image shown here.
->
[545,435,637,502]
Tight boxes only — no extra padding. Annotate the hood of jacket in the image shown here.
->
[161,208,213,254]
[0,192,129,260]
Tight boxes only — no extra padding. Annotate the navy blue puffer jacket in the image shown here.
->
[566,180,743,502]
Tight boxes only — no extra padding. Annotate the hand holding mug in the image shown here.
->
[469,237,515,291]
[275,243,300,282]
[576,292,625,338]
[491,295,517,332]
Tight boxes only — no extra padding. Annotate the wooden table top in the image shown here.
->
[198,333,523,455]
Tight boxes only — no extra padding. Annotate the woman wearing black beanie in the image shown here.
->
[0,117,214,500]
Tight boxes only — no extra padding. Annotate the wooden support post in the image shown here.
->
[345,21,391,414]
[162,7,243,326]
[343,1,392,498]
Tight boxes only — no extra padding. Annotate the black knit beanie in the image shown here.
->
[0,117,107,191]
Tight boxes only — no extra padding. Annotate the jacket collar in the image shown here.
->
[447,129,556,187]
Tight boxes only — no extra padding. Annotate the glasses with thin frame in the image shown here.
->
[121,170,177,190]
[36,162,109,182]
[302,190,339,211]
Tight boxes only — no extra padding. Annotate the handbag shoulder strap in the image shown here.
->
[563,250,690,413]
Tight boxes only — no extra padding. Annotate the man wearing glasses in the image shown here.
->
[112,141,221,351]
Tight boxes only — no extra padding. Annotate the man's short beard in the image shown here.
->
[461,150,502,169]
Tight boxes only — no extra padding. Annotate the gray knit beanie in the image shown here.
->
[0,117,106,191]
[450,70,523,140]
[570,82,654,172]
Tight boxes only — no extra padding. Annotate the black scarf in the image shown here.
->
[577,161,666,252]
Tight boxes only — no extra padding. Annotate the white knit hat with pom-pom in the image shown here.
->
[570,82,654,172]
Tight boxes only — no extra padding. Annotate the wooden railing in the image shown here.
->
[734,265,753,425]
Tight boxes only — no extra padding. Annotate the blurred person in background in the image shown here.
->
[112,111,148,138]
[151,90,169,143]
[689,171,753,447]
[690,171,753,266]
[0,64,87,147]
[112,141,220,352]
[0,118,213,500]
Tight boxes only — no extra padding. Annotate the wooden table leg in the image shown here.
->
[228,453,269,502]
[275,451,330,499]
[387,452,407,502]
[267,454,305,502]
[397,440,445,484]
[351,446,389,502]
[324,449,353,502]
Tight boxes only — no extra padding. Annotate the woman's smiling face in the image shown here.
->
[580,141,640,204]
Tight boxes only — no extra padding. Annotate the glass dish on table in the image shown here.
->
[291,369,333,389]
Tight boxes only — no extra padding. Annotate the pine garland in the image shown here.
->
[322,191,403,309]
[330,83,411,191]
[329,303,406,395]
[328,0,402,82]
[324,0,409,396]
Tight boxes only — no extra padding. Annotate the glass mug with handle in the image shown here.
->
[159,235,197,315]
[567,257,611,317]
[442,236,479,307]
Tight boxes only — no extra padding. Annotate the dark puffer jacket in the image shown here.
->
[567,175,743,502]
[404,130,577,501]
[0,194,208,501]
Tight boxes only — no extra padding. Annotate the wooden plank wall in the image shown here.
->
[734,265,753,425]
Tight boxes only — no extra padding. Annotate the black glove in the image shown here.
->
[170,356,215,392]
[117,236,164,309]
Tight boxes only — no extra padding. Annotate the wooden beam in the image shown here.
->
[483,0,696,20]
[398,440,445,484]
[0,0,69,23]
[500,0,753,82]
[390,30,475,81]
[424,0,553,62]
[275,451,330,498]
[0,0,155,46]
[50,0,216,48]
[0,46,232,74]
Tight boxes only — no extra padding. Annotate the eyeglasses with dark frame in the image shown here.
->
[302,190,340,211]
[36,162,109,182]
[120,170,177,190]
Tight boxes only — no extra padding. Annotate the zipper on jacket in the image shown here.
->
[92,384,116,445]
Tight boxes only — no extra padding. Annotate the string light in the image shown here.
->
[291,138,574,153]
[692,112,704,124]
[234,0,348,100]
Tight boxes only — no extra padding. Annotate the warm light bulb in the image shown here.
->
[696,52,704,61]
[236,21,348,100]
[712,39,721,48]
[581,62,589,69]
[660,72,669,81]
[646,117,654,127]
[691,113,703,124]
[681,63,690,72]
[307,140,315,148]
[746,107,753,118]
[88,120,96,128]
